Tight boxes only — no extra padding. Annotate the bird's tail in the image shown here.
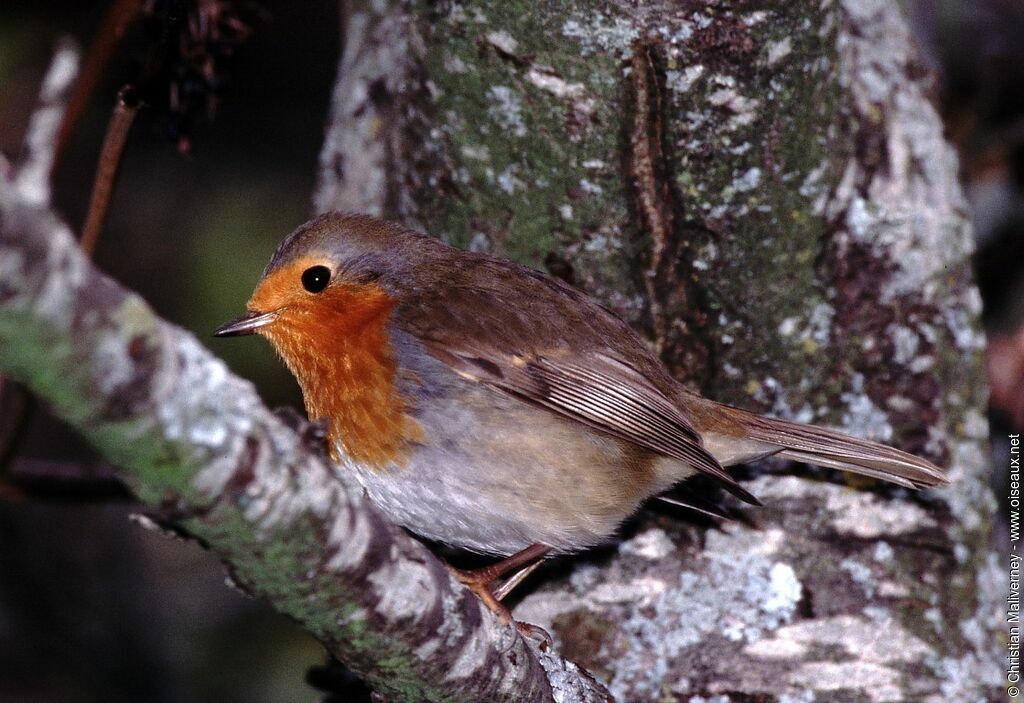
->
[693,400,948,489]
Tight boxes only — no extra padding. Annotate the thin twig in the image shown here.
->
[80,86,140,257]
[4,458,131,503]
[53,0,141,173]
[0,376,33,473]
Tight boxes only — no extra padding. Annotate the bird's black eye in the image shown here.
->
[301,265,331,293]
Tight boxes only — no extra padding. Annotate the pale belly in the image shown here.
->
[342,370,691,554]
[342,421,672,556]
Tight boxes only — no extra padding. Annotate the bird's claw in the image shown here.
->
[449,564,552,650]
[517,621,553,651]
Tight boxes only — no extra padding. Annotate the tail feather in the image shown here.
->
[656,492,734,521]
[739,412,948,489]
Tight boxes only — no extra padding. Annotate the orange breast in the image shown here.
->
[257,279,422,468]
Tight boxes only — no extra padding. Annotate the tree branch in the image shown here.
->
[0,42,611,703]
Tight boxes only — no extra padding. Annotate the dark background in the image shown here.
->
[0,1,1021,701]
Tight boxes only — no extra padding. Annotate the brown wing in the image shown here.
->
[394,255,759,505]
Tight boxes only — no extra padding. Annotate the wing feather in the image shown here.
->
[393,255,759,504]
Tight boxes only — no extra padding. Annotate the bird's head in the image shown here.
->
[213,212,430,463]
[213,212,422,347]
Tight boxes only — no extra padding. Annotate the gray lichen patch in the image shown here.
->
[745,613,932,664]
[535,647,610,703]
[744,475,939,539]
[446,619,497,680]
[931,552,1004,699]
[326,502,374,571]
[517,525,807,700]
[370,557,439,623]
[486,85,529,137]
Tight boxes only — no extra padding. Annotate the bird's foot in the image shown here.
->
[449,565,553,649]
[448,543,553,649]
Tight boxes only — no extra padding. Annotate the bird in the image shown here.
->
[214,212,948,620]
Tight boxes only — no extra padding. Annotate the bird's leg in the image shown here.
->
[454,543,551,592]
[449,543,552,642]
[493,559,545,601]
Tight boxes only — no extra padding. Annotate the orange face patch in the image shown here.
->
[249,257,422,468]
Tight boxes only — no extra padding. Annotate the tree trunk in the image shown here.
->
[317,1,1001,700]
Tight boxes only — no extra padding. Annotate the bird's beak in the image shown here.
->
[213,310,279,337]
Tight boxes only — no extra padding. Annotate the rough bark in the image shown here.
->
[318,1,1001,700]
[0,43,611,703]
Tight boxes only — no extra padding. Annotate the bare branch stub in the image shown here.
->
[79,86,141,257]
[4,458,131,503]
[53,0,141,170]
[0,376,33,477]
[8,0,260,498]
[3,50,141,501]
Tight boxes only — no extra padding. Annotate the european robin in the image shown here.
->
[215,212,947,617]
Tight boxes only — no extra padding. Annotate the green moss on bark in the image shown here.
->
[407,0,644,320]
